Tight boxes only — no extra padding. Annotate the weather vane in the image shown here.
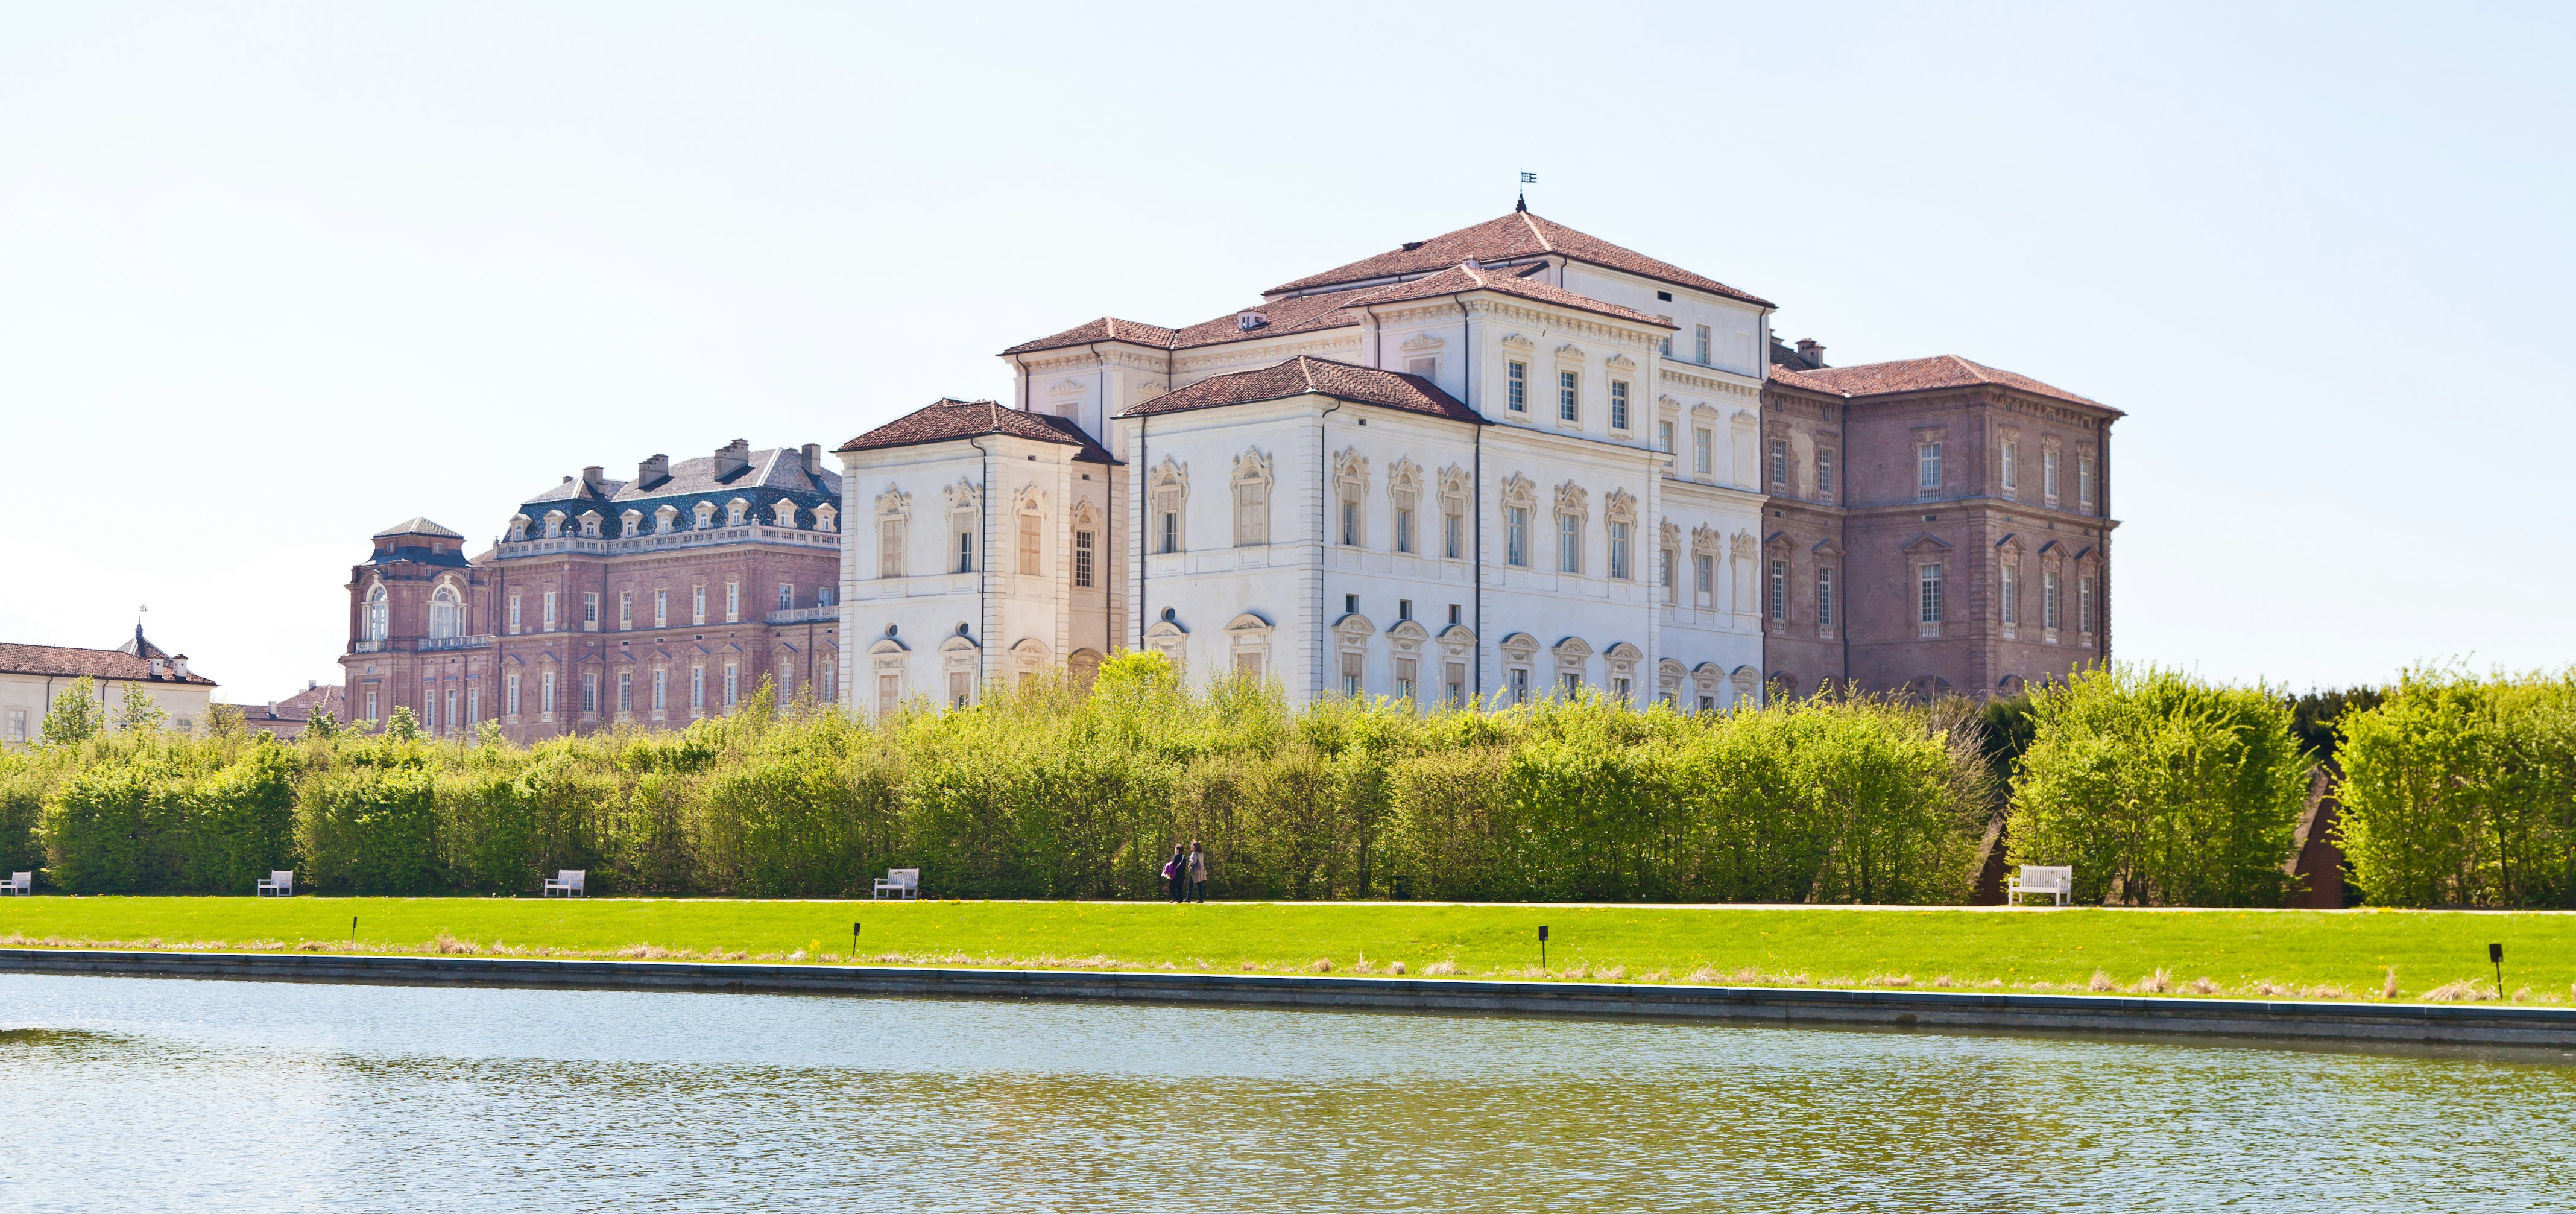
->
[1517,170,1536,212]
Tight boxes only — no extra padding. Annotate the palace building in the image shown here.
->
[343,209,2117,733]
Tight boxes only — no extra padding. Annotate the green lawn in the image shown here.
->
[4,896,2571,1004]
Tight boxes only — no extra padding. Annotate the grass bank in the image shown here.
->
[5,897,2573,1005]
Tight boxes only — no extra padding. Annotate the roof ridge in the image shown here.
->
[1520,212,1553,251]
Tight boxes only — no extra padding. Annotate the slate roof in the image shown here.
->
[1267,211,1775,306]
[1122,356,1482,422]
[373,517,462,540]
[1769,355,2114,413]
[836,399,1119,462]
[516,447,843,519]
[0,632,216,686]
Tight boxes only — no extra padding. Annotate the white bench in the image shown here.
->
[1,871,29,896]
[543,869,586,897]
[2007,864,2072,907]
[256,870,294,897]
[873,868,920,900]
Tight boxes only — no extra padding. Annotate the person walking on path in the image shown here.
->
[1164,844,1188,903]
[1186,841,1208,903]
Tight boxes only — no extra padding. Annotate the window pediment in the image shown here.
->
[1501,473,1536,509]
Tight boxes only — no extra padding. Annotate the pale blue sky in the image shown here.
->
[2,2,2568,702]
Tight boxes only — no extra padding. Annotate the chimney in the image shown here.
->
[308,680,318,690]
[172,655,189,678]
[801,443,822,478]
[581,465,607,495]
[637,453,669,488]
[1236,309,1267,332]
[150,657,166,677]
[1795,338,1826,368]
[713,438,751,479]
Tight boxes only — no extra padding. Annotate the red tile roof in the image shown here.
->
[1267,212,1775,307]
[1348,262,1673,327]
[0,640,216,686]
[1769,355,2113,411]
[1000,317,1184,356]
[835,399,1118,462]
[1123,356,1481,422]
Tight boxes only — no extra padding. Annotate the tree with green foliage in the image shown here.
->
[383,706,421,742]
[2336,669,2576,908]
[111,681,169,733]
[40,677,104,745]
[2007,665,2311,906]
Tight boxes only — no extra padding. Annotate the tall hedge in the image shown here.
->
[2335,669,2576,908]
[2006,665,2310,906]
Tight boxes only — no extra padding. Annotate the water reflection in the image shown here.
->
[1,975,2569,1212]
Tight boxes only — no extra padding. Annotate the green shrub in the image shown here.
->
[41,759,186,893]
[2336,669,2576,908]
[296,760,440,893]
[2007,665,2310,906]
[177,739,298,893]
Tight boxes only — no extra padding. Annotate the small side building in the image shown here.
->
[0,626,219,745]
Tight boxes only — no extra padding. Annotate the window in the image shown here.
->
[1406,355,1437,378]
[507,593,520,635]
[818,586,835,607]
[692,586,707,625]
[582,672,598,715]
[654,589,668,628]
[1557,513,1580,574]
[619,590,633,630]
[1558,370,1579,422]
[2045,570,2062,631]
[582,592,599,627]
[879,518,907,577]
[542,591,558,632]
[652,668,667,712]
[1019,514,1041,574]
[1506,361,1527,412]
[1159,508,1178,554]
[1608,521,1631,581]
[1506,507,1529,567]
[1817,568,1834,627]
[426,586,458,639]
[1693,429,1713,478]
[502,677,516,718]
[724,663,739,707]
[541,670,556,716]
[1769,560,1787,620]
[777,584,794,612]
[466,686,478,724]
[2080,575,2096,633]
[2044,449,2061,501]
[1918,442,1943,492]
[1236,479,1268,545]
[2001,563,2019,624]
[1511,668,1529,704]
[1074,530,1094,587]
[1394,657,1416,702]
[1444,511,1463,560]
[1339,650,1362,697]
[1445,663,1466,706]
[1561,672,1582,698]
[1696,554,1714,602]
[1398,599,1412,621]
[958,529,976,573]
[690,665,706,710]
[1448,604,1462,626]
[1609,381,1630,431]
[947,671,971,709]
[5,707,25,742]
[368,689,382,723]
[2001,441,2019,493]
[878,673,900,715]
[1395,505,1415,554]
[1696,324,1711,364]
[2079,456,2097,510]
[819,664,836,703]
[1770,439,1788,488]
[1817,451,1836,500]
[1659,547,1674,596]
[1340,499,1360,547]
[1919,564,1945,624]
[725,580,740,622]
[618,671,633,713]
[1699,695,1716,712]
[1656,419,1674,454]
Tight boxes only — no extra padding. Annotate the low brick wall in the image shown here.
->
[4,947,2570,1049]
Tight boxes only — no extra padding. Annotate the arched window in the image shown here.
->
[428,585,461,639]
[365,584,389,642]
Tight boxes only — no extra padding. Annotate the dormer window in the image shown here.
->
[771,499,799,528]
[692,501,717,530]
[541,510,567,539]
[813,503,838,533]
[1236,309,1266,331]
[577,510,604,538]
[654,504,680,534]
[725,498,750,527]
[506,514,531,542]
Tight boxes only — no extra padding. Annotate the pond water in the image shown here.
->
[1,975,2571,1212]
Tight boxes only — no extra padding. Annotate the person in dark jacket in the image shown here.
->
[1165,844,1188,902]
